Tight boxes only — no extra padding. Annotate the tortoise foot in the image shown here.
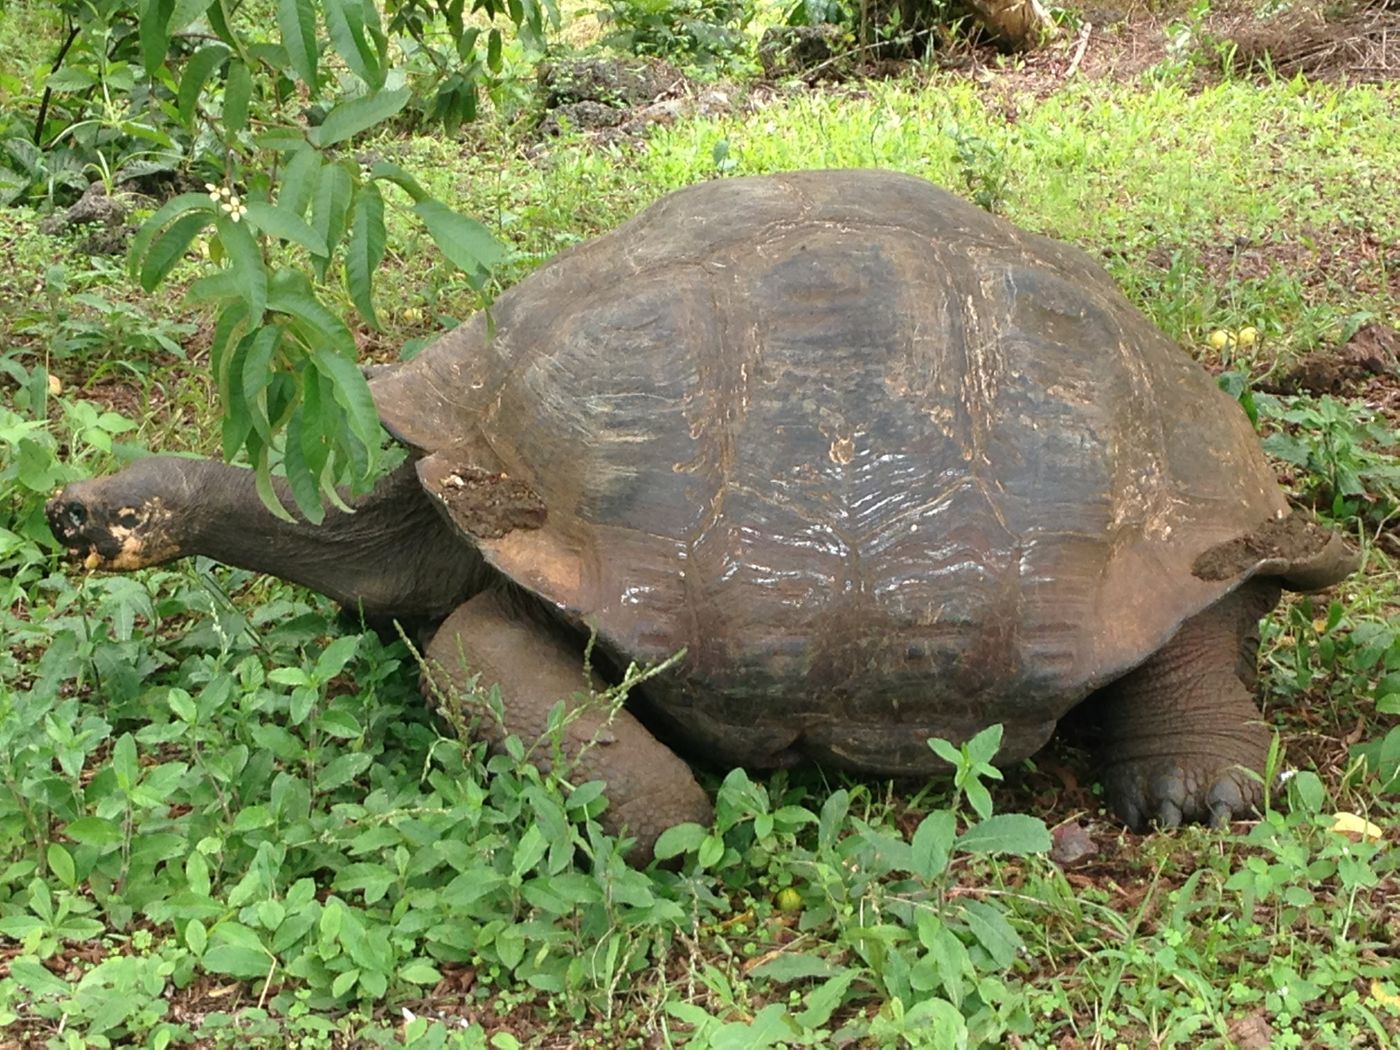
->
[1103,755,1262,831]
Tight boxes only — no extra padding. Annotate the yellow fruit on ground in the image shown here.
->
[1237,326,1258,347]
[775,887,803,913]
[48,374,62,395]
[1207,329,1231,351]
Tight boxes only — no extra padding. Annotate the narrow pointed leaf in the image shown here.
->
[323,0,384,88]
[278,147,322,218]
[411,199,504,277]
[140,0,175,75]
[278,0,319,87]
[368,160,427,202]
[223,59,252,133]
[345,182,385,328]
[178,44,231,127]
[216,214,268,324]
[140,210,213,291]
[309,162,354,277]
[130,192,215,281]
[309,87,410,147]
[245,200,328,255]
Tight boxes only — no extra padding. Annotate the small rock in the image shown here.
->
[39,181,132,235]
[538,100,626,137]
[1226,1011,1273,1050]
[1049,821,1098,867]
[537,56,680,108]
[758,25,850,80]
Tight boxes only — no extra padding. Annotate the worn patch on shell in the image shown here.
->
[422,462,547,539]
[1192,514,1332,581]
[479,528,585,610]
[828,435,855,465]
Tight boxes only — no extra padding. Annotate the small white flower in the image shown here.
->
[227,194,240,208]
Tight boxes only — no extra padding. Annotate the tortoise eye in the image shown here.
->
[65,503,87,528]
[116,510,139,528]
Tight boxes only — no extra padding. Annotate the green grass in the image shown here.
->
[2,19,1399,1050]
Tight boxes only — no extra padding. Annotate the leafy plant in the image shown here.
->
[1256,393,1400,526]
[599,0,753,65]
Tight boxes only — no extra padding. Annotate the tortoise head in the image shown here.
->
[46,457,198,571]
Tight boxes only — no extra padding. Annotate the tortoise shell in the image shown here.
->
[371,170,1296,773]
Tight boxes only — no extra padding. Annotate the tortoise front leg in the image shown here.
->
[1093,579,1282,829]
[422,591,713,862]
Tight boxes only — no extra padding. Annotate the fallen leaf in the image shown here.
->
[1371,980,1400,1010]
[1329,812,1383,842]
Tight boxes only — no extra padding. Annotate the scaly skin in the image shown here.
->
[1093,579,1282,829]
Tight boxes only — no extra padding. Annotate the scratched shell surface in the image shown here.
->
[373,170,1287,772]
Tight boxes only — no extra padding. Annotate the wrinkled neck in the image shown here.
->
[179,458,484,622]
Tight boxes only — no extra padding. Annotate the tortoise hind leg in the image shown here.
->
[1093,579,1282,830]
[422,591,713,862]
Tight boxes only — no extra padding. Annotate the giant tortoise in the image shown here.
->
[48,170,1357,859]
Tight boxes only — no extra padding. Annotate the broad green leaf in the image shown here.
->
[279,148,322,218]
[203,944,271,979]
[960,898,1022,969]
[323,0,384,88]
[170,0,215,31]
[487,27,502,73]
[45,67,98,91]
[652,821,707,860]
[130,192,216,282]
[311,347,380,464]
[140,209,211,291]
[319,709,363,739]
[215,213,268,323]
[184,268,241,304]
[113,733,139,791]
[223,59,252,133]
[795,967,861,1029]
[496,924,525,970]
[965,723,1005,766]
[178,44,231,127]
[368,160,427,202]
[268,269,355,355]
[245,200,329,255]
[955,813,1051,856]
[278,0,319,87]
[315,634,360,680]
[253,449,297,524]
[345,182,385,328]
[309,87,410,147]
[45,843,76,888]
[140,0,175,76]
[241,324,281,442]
[309,162,354,277]
[331,968,360,997]
[511,825,548,879]
[185,918,208,955]
[317,752,372,791]
[748,953,842,982]
[910,809,955,880]
[283,405,328,524]
[64,816,124,847]
[411,199,504,278]
[400,961,442,985]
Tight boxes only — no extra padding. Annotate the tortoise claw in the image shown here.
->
[1103,758,1261,833]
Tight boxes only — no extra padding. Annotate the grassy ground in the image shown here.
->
[2,3,1399,1047]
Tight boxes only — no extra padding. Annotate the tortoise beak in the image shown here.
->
[46,484,110,563]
